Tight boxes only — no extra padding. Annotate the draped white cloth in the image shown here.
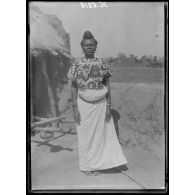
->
[76,85,128,171]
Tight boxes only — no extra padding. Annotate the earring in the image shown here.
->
[81,51,85,56]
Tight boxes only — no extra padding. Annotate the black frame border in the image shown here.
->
[26,1,169,194]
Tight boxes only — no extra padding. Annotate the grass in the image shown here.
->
[110,66,164,83]
[110,82,165,160]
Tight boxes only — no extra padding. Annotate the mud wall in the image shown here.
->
[31,51,71,118]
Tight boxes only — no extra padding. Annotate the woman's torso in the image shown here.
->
[73,57,106,90]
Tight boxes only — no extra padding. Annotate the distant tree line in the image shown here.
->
[105,53,164,68]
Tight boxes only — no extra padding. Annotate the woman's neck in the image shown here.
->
[85,54,94,59]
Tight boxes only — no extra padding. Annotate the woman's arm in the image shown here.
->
[105,78,111,105]
[71,82,78,107]
[71,82,81,124]
[105,78,112,121]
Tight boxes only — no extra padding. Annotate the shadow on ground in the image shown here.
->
[111,109,120,139]
[32,140,74,152]
[31,130,76,152]
[100,164,129,174]
[112,109,130,146]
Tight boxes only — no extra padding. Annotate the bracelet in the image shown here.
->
[107,104,111,106]
[72,104,77,107]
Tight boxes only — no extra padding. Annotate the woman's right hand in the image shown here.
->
[73,107,81,124]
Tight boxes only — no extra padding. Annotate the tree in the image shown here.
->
[117,53,127,63]
[129,54,138,64]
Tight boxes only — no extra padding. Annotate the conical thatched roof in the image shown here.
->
[30,5,72,59]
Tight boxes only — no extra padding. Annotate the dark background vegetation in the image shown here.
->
[104,53,164,83]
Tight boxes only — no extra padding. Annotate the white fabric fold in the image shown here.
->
[76,86,128,171]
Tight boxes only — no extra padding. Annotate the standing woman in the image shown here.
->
[67,31,127,176]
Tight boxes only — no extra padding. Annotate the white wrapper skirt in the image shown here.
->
[76,85,128,171]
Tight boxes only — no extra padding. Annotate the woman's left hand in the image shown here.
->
[105,105,111,122]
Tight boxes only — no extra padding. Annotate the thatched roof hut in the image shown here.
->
[30,5,72,58]
[29,5,73,120]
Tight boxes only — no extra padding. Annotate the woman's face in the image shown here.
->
[82,39,97,57]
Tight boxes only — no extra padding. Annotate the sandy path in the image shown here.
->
[31,128,164,190]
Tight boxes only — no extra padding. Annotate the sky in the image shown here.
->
[31,2,165,58]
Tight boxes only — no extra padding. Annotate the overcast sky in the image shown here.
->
[31,2,165,58]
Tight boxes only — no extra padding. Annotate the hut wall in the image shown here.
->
[31,51,71,118]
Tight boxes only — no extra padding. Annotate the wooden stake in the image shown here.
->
[33,127,62,132]
[31,115,67,128]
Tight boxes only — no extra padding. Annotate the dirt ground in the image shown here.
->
[31,82,165,190]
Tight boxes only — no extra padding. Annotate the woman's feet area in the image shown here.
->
[82,170,101,176]
[92,171,101,176]
[82,171,93,176]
